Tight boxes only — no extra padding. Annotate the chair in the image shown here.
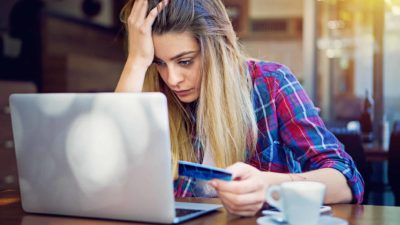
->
[331,129,371,204]
[388,121,400,206]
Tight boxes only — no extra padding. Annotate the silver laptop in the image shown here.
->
[9,93,222,224]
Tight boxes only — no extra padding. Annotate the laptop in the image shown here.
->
[9,93,222,224]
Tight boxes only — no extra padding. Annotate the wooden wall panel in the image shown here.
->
[41,15,125,92]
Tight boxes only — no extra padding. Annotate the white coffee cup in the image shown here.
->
[265,181,326,225]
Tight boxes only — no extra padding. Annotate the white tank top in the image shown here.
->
[193,149,218,197]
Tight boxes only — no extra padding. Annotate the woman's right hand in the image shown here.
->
[116,0,168,92]
[126,0,168,68]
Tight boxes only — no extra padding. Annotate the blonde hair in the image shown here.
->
[121,0,258,173]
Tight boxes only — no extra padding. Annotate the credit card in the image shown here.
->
[178,160,233,181]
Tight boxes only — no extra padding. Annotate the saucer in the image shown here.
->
[257,215,348,225]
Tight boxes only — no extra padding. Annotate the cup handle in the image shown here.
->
[265,185,282,210]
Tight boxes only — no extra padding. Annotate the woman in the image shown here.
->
[116,0,364,216]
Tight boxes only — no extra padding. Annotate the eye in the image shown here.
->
[179,60,192,66]
[153,60,166,66]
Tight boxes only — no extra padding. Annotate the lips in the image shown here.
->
[174,89,193,97]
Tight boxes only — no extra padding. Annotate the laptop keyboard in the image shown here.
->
[175,208,203,217]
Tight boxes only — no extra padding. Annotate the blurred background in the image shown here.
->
[1,0,399,206]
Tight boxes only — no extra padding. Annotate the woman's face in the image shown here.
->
[153,32,202,103]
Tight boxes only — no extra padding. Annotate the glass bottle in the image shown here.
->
[359,89,374,142]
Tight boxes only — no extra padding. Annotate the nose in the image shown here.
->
[166,65,184,87]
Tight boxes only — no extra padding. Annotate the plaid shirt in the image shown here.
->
[174,60,364,204]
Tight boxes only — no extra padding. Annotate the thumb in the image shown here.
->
[225,162,253,180]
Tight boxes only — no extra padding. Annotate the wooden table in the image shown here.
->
[1,189,400,225]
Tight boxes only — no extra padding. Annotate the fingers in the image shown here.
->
[219,193,264,216]
[209,163,267,216]
[219,191,265,216]
[136,0,149,24]
[218,189,265,206]
[209,162,264,194]
[144,0,169,28]
[210,179,260,195]
[129,0,146,23]
[210,178,265,216]
[226,162,255,180]
[129,0,168,28]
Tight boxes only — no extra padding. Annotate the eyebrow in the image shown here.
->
[155,50,199,61]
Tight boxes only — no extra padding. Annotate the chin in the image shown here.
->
[177,95,198,103]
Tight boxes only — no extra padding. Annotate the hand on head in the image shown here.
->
[208,162,270,217]
[126,0,169,68]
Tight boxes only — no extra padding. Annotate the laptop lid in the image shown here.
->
[9,93,194,223]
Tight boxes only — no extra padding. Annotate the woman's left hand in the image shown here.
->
[208,162,269,216]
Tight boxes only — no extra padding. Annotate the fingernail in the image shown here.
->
[209,180,217,187]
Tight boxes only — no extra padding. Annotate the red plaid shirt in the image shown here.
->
[174,60,364,204]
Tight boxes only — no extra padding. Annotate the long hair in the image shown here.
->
[120,0,258,172]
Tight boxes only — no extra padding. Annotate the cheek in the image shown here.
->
[194,67,203,87]
[195,72,202,87]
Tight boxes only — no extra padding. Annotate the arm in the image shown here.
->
[272,65,363,204]
[115,0,169,92]
[115,58,148,92]
[267,168,352,204]
[210,64,363,216]
[209,164,352,216]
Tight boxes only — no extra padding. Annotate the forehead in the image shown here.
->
[153,32,199,59]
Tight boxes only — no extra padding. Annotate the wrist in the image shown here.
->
[126,55,152,69]
[116,57,150,92]
[263,171,292,186]
[288,173,307,182]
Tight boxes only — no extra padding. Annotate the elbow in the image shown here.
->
[324,183,353,204]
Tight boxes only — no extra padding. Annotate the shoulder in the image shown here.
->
[247,59,298,83]
[246,59,300,92]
